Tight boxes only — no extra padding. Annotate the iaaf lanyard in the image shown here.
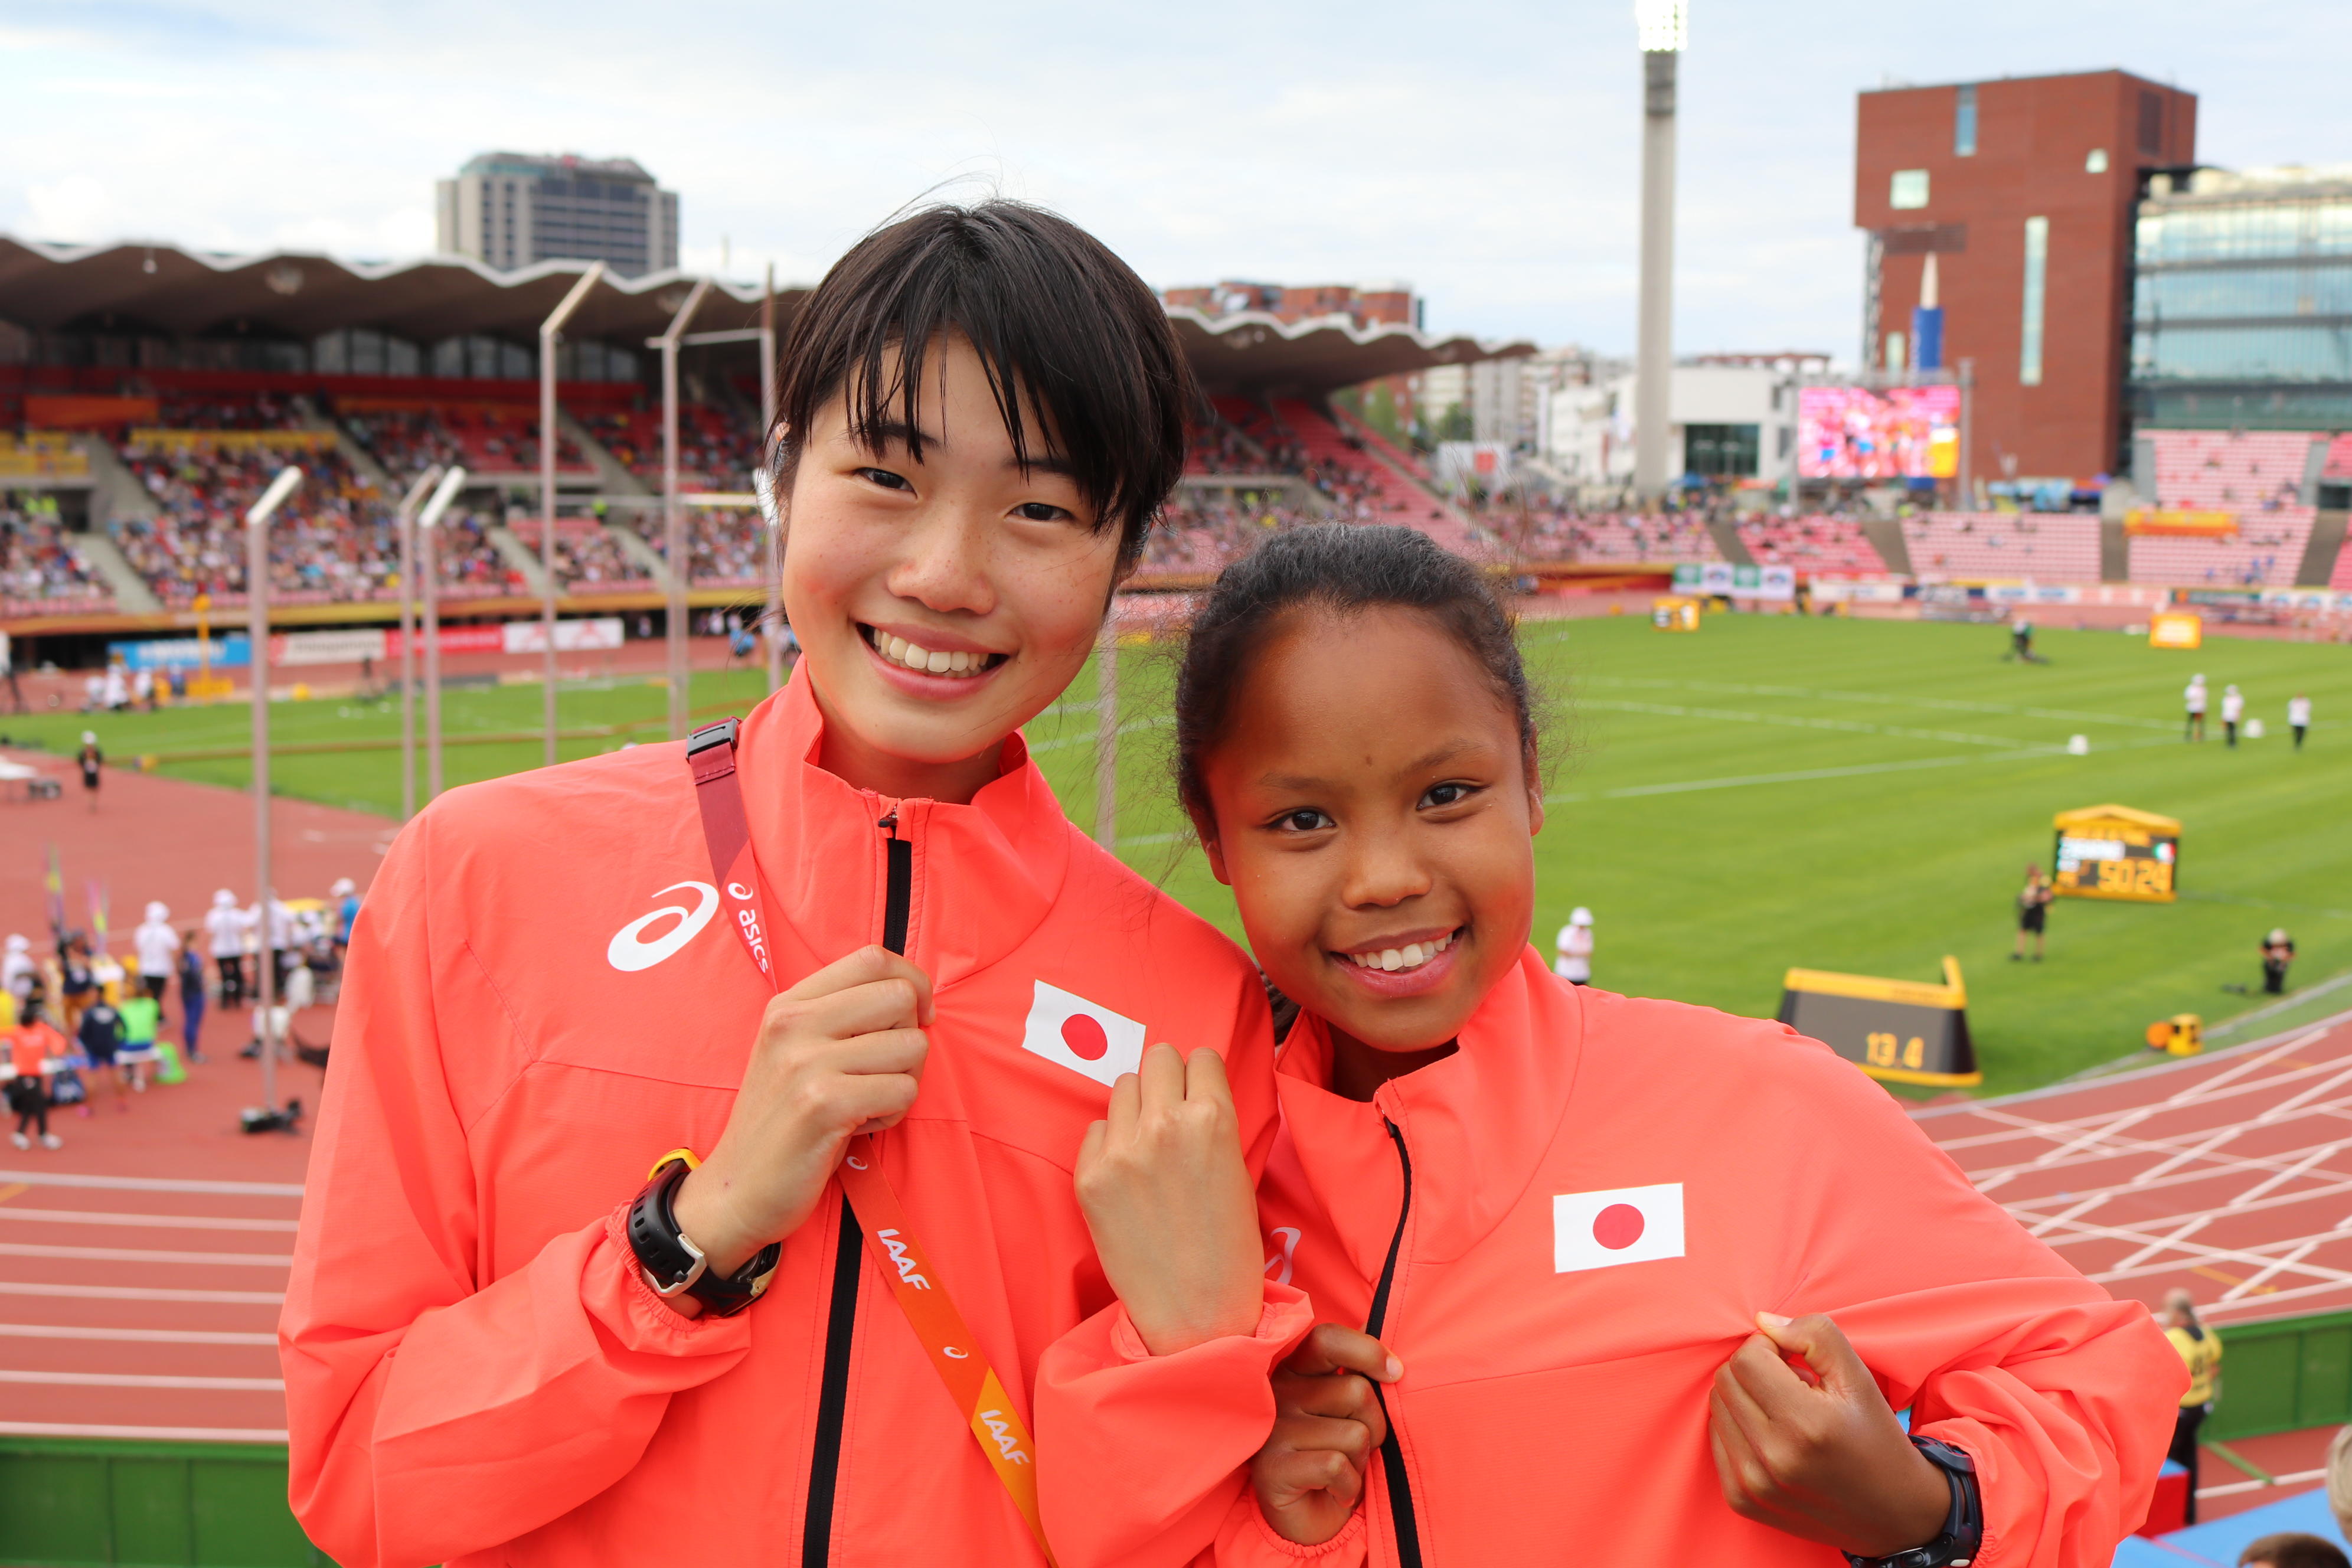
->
[686,720,1057,1566]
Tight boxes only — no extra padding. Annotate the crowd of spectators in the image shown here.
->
[511,523,652,590]
[581,407,759,489]
[626,508,767,586]
[1737,515,1887,574]
[1139,494,1318,575]
[338,402,592,484]
[112,440,397,606]
[0,498,112,610]
[154,393,296,431]
[1483,502,1722,564]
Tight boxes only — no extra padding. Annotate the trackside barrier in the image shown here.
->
[2209,1308,2352,1443]
[0,1438,331,1567]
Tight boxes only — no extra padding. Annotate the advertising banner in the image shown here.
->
[114,616,628,670]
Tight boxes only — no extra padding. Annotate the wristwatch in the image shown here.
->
[1844,1436,1982,1568]
[625,1152,781,1317]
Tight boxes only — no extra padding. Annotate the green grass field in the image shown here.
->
[9,615,2348,1097]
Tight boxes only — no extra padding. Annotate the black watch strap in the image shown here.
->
[625,1157,781,1318]
[1844,1436,1982,1568]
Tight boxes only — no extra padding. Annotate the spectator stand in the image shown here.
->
[617,502,768,589]
[2129,429,2322,590]
[1736,515,1890,576]
[579,406,758,492]
[335,396,598,488]
[0,494,113,616]
[505,512,654,593]
[1902,512,2103,584]
[110,428,391,609]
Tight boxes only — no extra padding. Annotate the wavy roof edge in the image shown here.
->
[0,237,1533,396]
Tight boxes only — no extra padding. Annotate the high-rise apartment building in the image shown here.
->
[1855,70,2197,484]
[435,153,680,278]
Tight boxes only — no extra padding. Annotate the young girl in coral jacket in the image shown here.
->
[280,204,1305,1568]
[1113,524,2186,1566]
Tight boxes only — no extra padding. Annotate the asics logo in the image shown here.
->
[1265,1226,1301,1286]
[606,881,720,972]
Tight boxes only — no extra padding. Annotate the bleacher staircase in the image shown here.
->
[606,522,680,590]
[561,411,650,496]
[2297,511,2348,587]
[68,530,159,614]
[67,434,161,612]
[1707,518,1755,567]
[485,527,554,595]
[2100,520,2128,583]
[1858,517,1911,575]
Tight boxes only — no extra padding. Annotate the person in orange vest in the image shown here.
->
[1071,524,2186,1566]
[280,202,1311,1568]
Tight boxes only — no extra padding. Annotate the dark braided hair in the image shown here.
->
[1174,524,1538,831]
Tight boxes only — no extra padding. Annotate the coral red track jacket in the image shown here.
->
[1198,950,2185,1567]
[280,676,1309,1568]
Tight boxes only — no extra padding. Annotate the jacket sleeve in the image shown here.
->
[1767,1039,2188,1568]
[1034,968,1316,1568]
[278,812,754,1568]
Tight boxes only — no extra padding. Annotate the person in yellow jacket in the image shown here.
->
[2166,1288,2223,1521]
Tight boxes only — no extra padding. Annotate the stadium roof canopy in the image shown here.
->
[0,237,1532,398]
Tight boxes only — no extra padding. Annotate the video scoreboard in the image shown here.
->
[2052,804,2180,903]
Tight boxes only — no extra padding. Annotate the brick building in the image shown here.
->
[1854,70,2197,485]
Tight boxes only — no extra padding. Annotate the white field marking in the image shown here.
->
[1025,715,1172,754]
[1971,1098,2352,1196]
[0,1280,282,1305]
[1544,752,2003,805]
[2034,1211,2352,1289]
[2027,1193,2112,1237]
[2036,1108,2159,1168]
[2012,1173,2352,1240]
[2164,1031,2333,1103]
[0,1207,299,1233]
[2129,1125,2248,1187]
[2227,1144,2352,1209]
[2256,1062,2352,1124]
[1943,1059,2352,1158]
[0,1170,303,1197]
[0,1322,275,1345]
[2112,1214,2217,1272]
[2227,1239,2325,1301]
[1574,698,2045,751]
[1576,674,2182,731]
[2198,1468,2328,1500]
[0,1241,291,1268]
[2206,981,2352,1044]
[0,1369,283,1391]
[0,1422,289,1442]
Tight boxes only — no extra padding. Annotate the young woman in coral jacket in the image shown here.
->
[279,204,1305,1568]
[1108,525,2186,1567]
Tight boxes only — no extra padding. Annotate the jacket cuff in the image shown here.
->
[1106,1281,1315,1363]
[1214,1489,1369,1564]
[599,1204,758,1349]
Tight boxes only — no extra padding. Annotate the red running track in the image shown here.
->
[1919,1009,2352,1324]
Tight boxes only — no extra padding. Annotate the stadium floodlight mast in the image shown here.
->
[244,463,305,1117]
[539,262,607,767]
[1633,0,1686,500]
[416,465,470,802]
[763,264,782,693]
[393,464,445,821]
[649,278,714,739]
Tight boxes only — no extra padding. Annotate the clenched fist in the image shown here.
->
[1073,1043,1263,1355]
[1252,1323,1403,1546]
[1707,1311,1953,1559]
[668,945,934,1295]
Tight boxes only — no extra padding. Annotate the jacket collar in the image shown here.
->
[1278,948,1586,1265]
[733,672,1073,988]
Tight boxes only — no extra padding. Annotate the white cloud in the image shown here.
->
[25,174,112,244]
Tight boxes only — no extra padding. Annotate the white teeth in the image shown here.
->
[1348,932,1459,972]
[926,648,952,673]
[867,628,992,678]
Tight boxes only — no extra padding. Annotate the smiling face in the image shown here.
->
[1196,603,1543,1064]
[780,334,1126,803]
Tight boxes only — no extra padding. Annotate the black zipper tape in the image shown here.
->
[802,1194,863,1567]
[1366,1119,1424,1568]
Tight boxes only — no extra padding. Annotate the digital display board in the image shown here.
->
[2052,804,2180,903]
[1797,385,1961,479]
[1777,956,1978,1087]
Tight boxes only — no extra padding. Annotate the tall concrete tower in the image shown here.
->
[1634,0,1685,497]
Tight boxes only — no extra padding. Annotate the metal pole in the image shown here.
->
[393,466,441,822]
[652,279,712,740]
[1634,12,1684,499]
[418,467,468,803]
[1093,623,1119,850]
[762,264,784,694]
[244,465,303,1116]
[1958,357,1976,511]
[540,263,605,768]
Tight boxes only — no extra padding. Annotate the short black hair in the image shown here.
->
[773,200,1195,568]
[2241,1534,2350,1568]
[1174,524,1537,830]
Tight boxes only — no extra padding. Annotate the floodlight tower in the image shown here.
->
[245,464,305,1118]
[1633,0,1686,499]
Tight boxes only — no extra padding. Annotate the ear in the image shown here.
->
[1191,811,1233,887]
[1523,743,1545,837]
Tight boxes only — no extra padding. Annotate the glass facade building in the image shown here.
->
[2131,166,2352,428]
[435,153,681,279]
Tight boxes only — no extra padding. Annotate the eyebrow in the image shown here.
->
[852,418,1078,478]
[1256,740,1481,793]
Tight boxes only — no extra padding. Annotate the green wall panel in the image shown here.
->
[0,1440,329,1568]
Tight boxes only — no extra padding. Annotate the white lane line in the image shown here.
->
[0,1170,303,1197]
[0,1207,299,1233]
[1576,698,2043,750]
[0,1241,292,1268]
[0,1280,283,1305]
[0,1369,284,1391]
[0,1322,275,1345]
[0,1421,289,1442]
[2199,1467,2328,1500]
[1548,752,2002,805]
[1577,674,2182,731]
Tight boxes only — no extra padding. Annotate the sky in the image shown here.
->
[3,0,2347,365]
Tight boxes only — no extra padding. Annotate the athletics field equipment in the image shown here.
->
[2052,803,2181,903]
[1778,956,1978,1087]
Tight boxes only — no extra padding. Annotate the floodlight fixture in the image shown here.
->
[1636,0,1686,52]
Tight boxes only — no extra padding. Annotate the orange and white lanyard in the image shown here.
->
[688,723,1057,1564]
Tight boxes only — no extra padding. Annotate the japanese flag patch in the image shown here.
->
[1020,980,1147,1088]
[1553,1183,1685,1273]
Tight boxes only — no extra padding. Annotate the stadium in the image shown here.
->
[2,20,2351,1568]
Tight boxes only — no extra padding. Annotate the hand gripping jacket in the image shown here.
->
[279,675,1312,1568]
[1173,950,2187,1568]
